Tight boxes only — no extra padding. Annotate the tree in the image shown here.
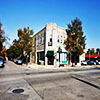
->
[96,48,100,55]
[86,48,96,55]
[0,46,6,57]
[17,27,34,64]
[6,46,15,59]
[91,48,96,55]
[86,48,91,55]
[7,39,19,59]
[6,27,34,63]
[0,22,5,51]
[13,39,23,57]
[65,17,86,66]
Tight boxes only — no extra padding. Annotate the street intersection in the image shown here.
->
[0,61,100,100]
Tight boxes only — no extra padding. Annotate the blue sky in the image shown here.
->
[0,0,100,51]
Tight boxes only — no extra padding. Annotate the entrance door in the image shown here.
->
[46,51,54,65]
[48,56,54,65]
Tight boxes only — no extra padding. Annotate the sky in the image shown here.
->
[0,0,100,51]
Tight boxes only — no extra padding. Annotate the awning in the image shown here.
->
[46,51,54,56]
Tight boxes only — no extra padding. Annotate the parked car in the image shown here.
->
[87,60,96,65]
[0,57,4,68]
[16,59,23,65]
[13,58,18,63]
[81,60,87,65]
[95,60,100,65]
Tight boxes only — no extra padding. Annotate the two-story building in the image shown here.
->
[31,23,85,66]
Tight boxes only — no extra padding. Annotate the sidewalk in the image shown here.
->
[22,63,59,69]
[22,63,100,70]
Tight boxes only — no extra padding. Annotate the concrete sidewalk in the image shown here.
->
[22,63,100,70]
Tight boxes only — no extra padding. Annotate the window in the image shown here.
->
[39,36,40,44]
[48,34,53,46]
[36,39,39,46]
[42,35,44,44]
[61,36,63,43]
[40,37,42,44]
[40,35,42,43]
[57,35,59,42]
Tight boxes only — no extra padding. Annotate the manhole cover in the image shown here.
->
[12,89,24,93]
[26,73,30,75]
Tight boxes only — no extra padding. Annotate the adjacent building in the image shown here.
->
[30,23,85,66]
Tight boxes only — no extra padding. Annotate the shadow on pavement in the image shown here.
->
[72,75,100,90]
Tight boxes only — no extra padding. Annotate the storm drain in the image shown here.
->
[12,89,24,93]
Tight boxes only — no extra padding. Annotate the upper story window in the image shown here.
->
[48,34,53,46]
[36,39,39,47]
[57,35,59,42]
[61,36,63,43]
[42,35,44,44]
[39,36,41,44]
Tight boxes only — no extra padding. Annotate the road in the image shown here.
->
[0,61,100,100]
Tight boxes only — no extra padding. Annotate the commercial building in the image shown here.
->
[30,23,85,66]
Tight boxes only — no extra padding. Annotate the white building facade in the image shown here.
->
[31,23,85,66]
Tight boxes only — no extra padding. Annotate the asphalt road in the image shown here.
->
[0,61,100,100]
